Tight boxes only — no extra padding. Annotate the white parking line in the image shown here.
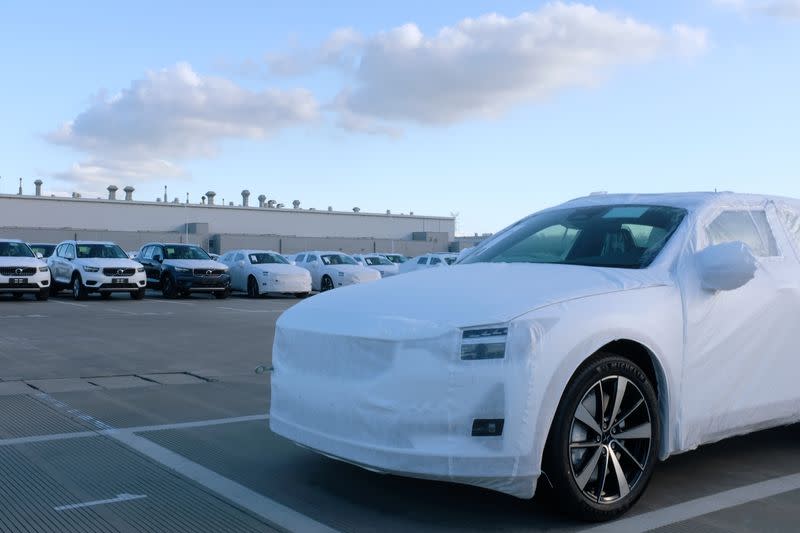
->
[217,307,284,313]
[18,399,334,532]
[579,472,800,533]
[55,493,146,511]
[49,300,88,308]
[146,299,194,306]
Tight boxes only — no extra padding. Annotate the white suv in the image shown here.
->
[290,251,381,292]
[0,239,51,301]
[48,240,147,300]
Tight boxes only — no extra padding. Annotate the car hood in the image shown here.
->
[278,263,670,338]
[257,264,309,276]
[72,258,142,268]
[0,256,46,267]
[163,259,227,270]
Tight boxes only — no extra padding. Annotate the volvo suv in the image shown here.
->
[0,239,51,300]
[137,243,231,299]
[48,240,147,300]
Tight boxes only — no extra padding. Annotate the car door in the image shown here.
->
[147,245,165,284]
[60,243,76,282]
[49,244,64,282]
[230,252,247,291]
[305,254,321,289]
[679,202,800,448]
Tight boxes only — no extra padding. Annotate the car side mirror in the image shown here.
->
[35,252,44,259]
[154,254,163,263]
[696,241,757,291]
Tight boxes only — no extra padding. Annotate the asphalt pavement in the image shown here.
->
[0,290,797,532]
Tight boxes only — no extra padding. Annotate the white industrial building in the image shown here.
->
[0,183,455,255]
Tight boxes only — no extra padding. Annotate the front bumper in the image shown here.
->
[269,323,539,498]
[0,272,50,293]
[83,271,147,292]
[174,272,230,292]
[263,275,311,294]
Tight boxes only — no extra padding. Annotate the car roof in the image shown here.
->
[556,191,800,212]
[226,249,281,255]
[61,240,117,245]
[0,239,25,244]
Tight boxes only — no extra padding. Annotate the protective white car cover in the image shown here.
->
[270,192,800,499]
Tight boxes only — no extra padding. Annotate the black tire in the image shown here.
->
[294,292,310,299]
[100,292,112,300]
[214,288,231,299]
[72,274,88,301]
[130,288,146,300]
[12,293,24,300]
[320,275,334,292]
[179,290,192,298]
[246,276,260,298]
[36,288,49,301]
[543,354,660,522]
[49,283,60,296]
[162,274,178,299]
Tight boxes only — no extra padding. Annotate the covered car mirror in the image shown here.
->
[696,241,757,291]
[35,252,44,259]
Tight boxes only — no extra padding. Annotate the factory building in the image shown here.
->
[0,183,455,256]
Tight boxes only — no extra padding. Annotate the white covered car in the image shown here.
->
[352,254,400,277]
[291,251,381,292]
[399,252,453,273]
[0,240,51,300]
[220,249,311,298]
[270,192,800,521]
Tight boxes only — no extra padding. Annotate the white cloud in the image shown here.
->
[48,62,319,185]
[326,3,708,125]
[266,27,364,77]
[714,0,800,19]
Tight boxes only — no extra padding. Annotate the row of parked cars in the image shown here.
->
[1,238,460,301]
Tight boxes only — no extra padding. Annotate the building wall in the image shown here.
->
[0,195,454,240]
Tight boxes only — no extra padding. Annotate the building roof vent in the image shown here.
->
[292,200,301,209]
[107,185,118,200]
[276,203,285,208]
[123,186,135,201]
[267,199,277,208]
[205,191,216,205]
[241,189,250,207]
[34,179,43,197]
[327,206,333,211]
[258,194,266,208]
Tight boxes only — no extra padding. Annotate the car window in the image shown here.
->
[306,255,317,263]
[55,244,66,257]
[65,244,76,259]
[141,246,153,260]
[77,243,128,259]
[778,206,800,255]
[294,254,305,262]
[707,210,779,257]
[417,257,427,265]
[163,245,211,260]
[430,257,441,265]
[0,242,35,257]
[234,253,244,262]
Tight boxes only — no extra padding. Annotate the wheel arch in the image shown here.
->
[540,337,672,478]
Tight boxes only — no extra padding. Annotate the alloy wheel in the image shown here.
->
[568,375,652,505]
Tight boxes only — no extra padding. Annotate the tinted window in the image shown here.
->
[163,245,211,260]
[29,244,55,257]
[321,254,356,265]
[463,205,687,269]
[430,257,442,265]
[249,253,288,264]
[140,246,153,260]
[708,210,778,257]
[234,253,245,262]
[76,244,128,259]
[306,255,317,263]
[65,244,76,259]
[365,256,391,266]
[417,257,428,265]
[0,242,35,258]
[295,254,305,262]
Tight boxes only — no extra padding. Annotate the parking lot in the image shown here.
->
[0,291,798,532]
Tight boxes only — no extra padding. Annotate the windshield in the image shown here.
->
[321,254,357,265]
[163,245,211,260]
[462,205,686,269]
[76,243,129,259]
[0,242,35,258]
[249,253,288,265]
[30,244,56,257]
[383,254,407,264]
[365,256,392,266]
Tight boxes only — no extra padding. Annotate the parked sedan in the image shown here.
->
[220,249,311,298]
[290,251,381,291]
[352,254,400,277]
[48,240,147,300]
[137,243,230,299]
[0,240,50,300]
[270,192,800,521]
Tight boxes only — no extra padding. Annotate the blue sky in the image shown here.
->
[1,1,798,235]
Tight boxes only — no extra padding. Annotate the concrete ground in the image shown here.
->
[0,290,798,532]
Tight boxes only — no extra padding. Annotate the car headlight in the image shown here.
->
[460,327,508,360]
[137,267,145,272]
[174,267,191,273]
[38,266,49,272]
[82,265,100,273]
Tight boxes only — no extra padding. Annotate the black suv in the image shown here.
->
[137,243,231,299]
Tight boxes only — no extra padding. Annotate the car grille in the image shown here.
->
[0,267,37,276]
[0,283,38,289]
[102,267,136,276]
[193,268,225,276]
[98,283,138,289]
